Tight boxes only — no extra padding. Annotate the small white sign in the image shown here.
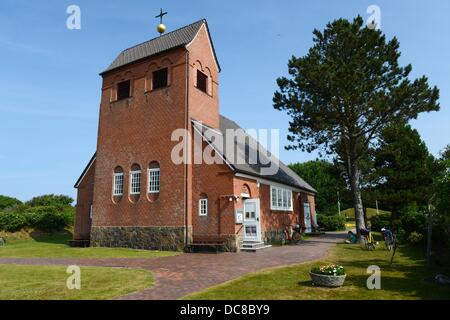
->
[235,209,243,224]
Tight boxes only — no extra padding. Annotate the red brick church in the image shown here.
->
[73,19,317,252]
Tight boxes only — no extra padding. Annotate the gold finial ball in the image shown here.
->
[157,23,166,34]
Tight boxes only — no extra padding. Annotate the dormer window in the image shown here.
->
[117,80,131,100]
[152,68,168,90]
[196,70,208,93]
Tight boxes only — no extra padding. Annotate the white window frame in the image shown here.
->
[89,204,93,220]
[113,173,124,196]
[270,186,293,211]
[129,170,142,195]
[148,168,160,193]
[199,198,208,216]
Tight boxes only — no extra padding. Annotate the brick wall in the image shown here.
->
[92,47,188,230]
[83,22,222,249]
[74,160,95,240]
[233,176,316,244]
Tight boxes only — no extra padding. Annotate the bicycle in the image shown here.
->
[281,224,304,245]
[360,228,376,250]
[381,227,396,252]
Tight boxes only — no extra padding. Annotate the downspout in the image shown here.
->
[184,49,190,251]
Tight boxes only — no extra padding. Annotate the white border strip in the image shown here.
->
[235,172,315,196]
[74,156,96,188]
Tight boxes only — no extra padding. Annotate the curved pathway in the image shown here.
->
[0,232,345,300]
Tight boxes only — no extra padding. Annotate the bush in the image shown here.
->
[0,195,22,210]
[0,194,76,234]
[399,206,427,234]
[370,213,391,231]
[407,231,424,245]
[26,206,73,232]
[317,214,346,231]
[25,206,71,232]
[392,206,428,244]
[26,194,73,207]
[0,211,28,232]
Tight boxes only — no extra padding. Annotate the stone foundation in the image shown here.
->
[90,226,189,251]
[224,234,239,252]
[264,229,285,244]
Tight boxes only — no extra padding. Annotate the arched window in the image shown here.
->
[193,60,213,96]
[148,162,160,194]
[241,184,251,198]
[145,59,172,92]
[113,166,124,196]
[199,193,208,216]
[196,70,208,93]
[130,164,141,195]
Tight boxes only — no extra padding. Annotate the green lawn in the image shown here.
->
[0,233,179,259]
[185,236,450,300]
[0,264,153,300]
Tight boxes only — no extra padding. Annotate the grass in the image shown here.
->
[0,232,179,259]
[0,264,153,300]
[345,222,356,229]
[184,234,450,300]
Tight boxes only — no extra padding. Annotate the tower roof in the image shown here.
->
[100,19,220,75]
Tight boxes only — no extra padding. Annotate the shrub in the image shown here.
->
[0,195,22,210]
[407,231,424,245]
[399,206,427,234]
[317,214,346,231]
[370,213,391,231]
[0,211,28,232]
[26,194,74,207]
[25,206,72,232]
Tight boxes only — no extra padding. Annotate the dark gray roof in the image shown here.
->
[193,116,317,193]
[101,19,220,75]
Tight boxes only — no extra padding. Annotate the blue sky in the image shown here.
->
[0,0,448,201]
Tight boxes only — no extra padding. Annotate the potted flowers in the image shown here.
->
[310,264,346,287]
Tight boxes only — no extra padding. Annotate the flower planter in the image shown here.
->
[309,272,346,287]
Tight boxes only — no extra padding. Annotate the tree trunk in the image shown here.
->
[348,158,366,241]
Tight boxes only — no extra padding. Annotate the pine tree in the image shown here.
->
[372,123,435,219]
[273,16,440,239]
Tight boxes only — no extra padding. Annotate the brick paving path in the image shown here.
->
[0,232,345,300]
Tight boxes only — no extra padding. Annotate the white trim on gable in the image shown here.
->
[186,23,220,73]
[192,119,222,135]
[74,155,96,188]
[235,172,315,196]
[191,120,235,172]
